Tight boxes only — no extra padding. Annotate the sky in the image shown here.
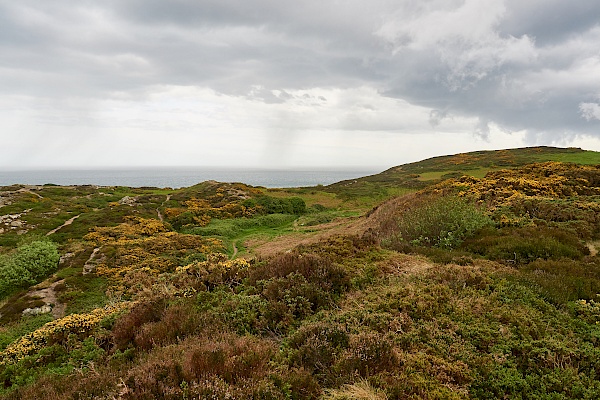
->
[1,0,600,169]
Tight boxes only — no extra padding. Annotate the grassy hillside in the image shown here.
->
[1,146,600,399]
[326,146,600,197]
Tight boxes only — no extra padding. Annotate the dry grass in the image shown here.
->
[323,379,388,400]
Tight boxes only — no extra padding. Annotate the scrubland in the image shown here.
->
[1,147,600,399]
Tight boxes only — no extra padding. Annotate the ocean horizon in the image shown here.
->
[0,167,384,189]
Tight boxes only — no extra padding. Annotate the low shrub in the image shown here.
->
[519,258,600,305]
[182,334,274,383]
[287,322,350,384]
[249,253,350,294]
[336,333,397,377]
[133,301,207,350]
[112,299,166,350]
[117,334,278,399]
[462,226,588,264]
[387,195,492,249]
[244,196,306,215]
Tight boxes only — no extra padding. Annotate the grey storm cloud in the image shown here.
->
[1,0,599,140]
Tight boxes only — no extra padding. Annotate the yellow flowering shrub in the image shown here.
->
[449,163,600,207]
[174,253,253,290]
[84,217,167,243]
[184,198,211,211]
[0,302,130,365]
[166,184,266,229]
[82,216,224,299]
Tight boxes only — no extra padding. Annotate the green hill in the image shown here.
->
[326,146,600,198]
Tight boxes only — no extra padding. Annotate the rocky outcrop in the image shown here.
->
[118,196,138,206]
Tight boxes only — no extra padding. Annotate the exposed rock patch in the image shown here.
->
[118,196,138,206]
[83,247,102,274]
[26,279,67,319]
[0,208,33,234]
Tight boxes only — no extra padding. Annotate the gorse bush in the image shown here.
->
[389,195,492,249]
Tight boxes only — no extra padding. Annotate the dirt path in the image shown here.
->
[246,215,368,258]
[17,187,44,199]
[46,214,81,236]
[157,194,172,222]
[231,242,238,259]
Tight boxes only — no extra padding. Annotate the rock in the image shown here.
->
[22,305,53,316]
[10,220,23,227]
[83,247,101,275]
[118,196,137,206]
[59,252,75,266]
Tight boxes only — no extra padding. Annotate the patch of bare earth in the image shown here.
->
[247,215,367,258]
[587,241,600,256]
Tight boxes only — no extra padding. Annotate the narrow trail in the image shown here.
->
[157,194,172,222]
[83,247,101,274]
[17,187,44,199]
[46,214,81,236]
[231,242,238,259]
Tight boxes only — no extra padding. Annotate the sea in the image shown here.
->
[0,168,383,189]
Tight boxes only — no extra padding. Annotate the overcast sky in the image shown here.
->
[1,0,600,169]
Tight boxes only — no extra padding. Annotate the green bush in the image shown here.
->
[0,240,60,298]
[389,195,492,249]
[244,196,306,215]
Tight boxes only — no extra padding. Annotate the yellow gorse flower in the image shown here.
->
[0,302,130,365]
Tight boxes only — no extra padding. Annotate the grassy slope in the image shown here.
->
[1,146,600,399]
[327,146,600,190]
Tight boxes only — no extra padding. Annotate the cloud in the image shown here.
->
[429,109,448,127]
[1,0,600,168]
[377,0,600,140]
[580,103,600,121]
